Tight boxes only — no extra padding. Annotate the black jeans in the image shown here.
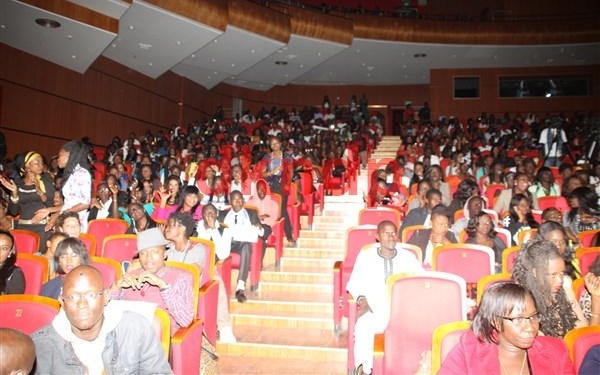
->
[230,241,251,287]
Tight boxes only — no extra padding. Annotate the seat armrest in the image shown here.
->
[372,334,385,375]
[198,279,219,346]
[216,256,232,304]
[171,318,204,375]
[333,261,343,331]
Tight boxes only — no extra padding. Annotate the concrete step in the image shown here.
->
[298,229,345,239]
[297,237,345,249]
[218,356,346,374]
[257,281,332,294]
[230,298,332,315]
[279,257,338,270]
[284,247,345,259]
[231,313,333,330]
[258,270,333,284]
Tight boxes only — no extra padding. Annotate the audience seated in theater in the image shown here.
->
[447,179,480,224]
[165,209,237,343]
[0,328,36,375]
[578,254,600,323]
[534,221,580,280]
[33,265,172,374]
[493,173,533,217]
[465,211,506,272]
[35,232,68,277]
[502,193,539,244]
[109,228,194,334]
[55,211,83,238]
[41,237,91,299]
[125,202,158,234]
[512,240,598,337]
[565,187,600,238]
[87,181,121,221]
[452,195,485,237]
[347,220,422,375]
[425,165,451,206]
[541,207,563,224]
[529,167,561,209]
[400,188,442,234]
[246,179,278,267]
[155,184,202,222]
[218,191,264,303]
[438,282,575,374]
[407,205,457,268]
[153,175,182,217]
[0,230,25,295]
[407,179,431,212]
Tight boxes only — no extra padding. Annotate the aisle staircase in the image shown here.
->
[216,136,402,374]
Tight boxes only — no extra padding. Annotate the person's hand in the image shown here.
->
[158,188,171,203]
[430,232,448,245]
[137,270,169,290]
[44,213,58,232]
[109,183,119,197]
[33,208,50,223]
[584,272,600,298]
[356,298,372,321]
[90,198,101,209]
[114,273,140,290]
[0,177,17,193]
[259,214,269,220]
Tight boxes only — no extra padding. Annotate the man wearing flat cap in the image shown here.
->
[109,228,194,334]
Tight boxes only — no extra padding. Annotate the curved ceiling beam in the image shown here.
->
[146,0,228,31]
[348,14,600,45]
[228,0,291,44]
[270,3,354,45]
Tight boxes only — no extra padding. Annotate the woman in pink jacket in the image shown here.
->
[439,282,574,375]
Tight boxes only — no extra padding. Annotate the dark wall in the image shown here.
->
[1,42,599,160]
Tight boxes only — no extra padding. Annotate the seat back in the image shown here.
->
[494,227,512,248]
[358,207,401,228]
[101,234,138,264]
[344,225,378,266]
[88,219,129,256]
[91,256,123,290]
[485,184,505,206]
[16,253,49,295]
[431,321,471,374]
[165,261,200,318]
[476,273,512,305]
[517,228,537,245]
[431,244,495,283]
[10,229,40,254]
[384,272,467,374]
[576,247,600,276]
[188,237,216,287]
[0,294,60,334]
[572,277,586,301]
[501,246,521,274]
[578,230,600,248]
[154,307,172,357]
[401,224,427,243]
[538,196,570,212]
[79,233,97,256]
[564,326,600,374]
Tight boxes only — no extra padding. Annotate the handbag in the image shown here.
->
[201,332,219,375]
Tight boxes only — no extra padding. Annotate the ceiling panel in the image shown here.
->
[0,0,117,74]
[171,25,285,89]
[101,0,223,78]
[67,0,130,19]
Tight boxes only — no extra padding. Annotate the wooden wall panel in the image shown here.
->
[429,65,600,121]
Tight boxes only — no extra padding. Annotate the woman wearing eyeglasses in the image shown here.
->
[438,282,574,374]
[512,240,599,338]
[40,237,91,299]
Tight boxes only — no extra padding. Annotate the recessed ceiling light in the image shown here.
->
[275,61,288,65]
[414,53,426,58]
[35,18,60,28]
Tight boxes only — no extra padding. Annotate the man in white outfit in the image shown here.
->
[347,220,422,375]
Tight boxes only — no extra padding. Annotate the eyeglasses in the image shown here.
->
[61,290,105,304]
[547,271,566,280]
[59,252,80,259]
[97,188,110,193]
[501,312,540,326]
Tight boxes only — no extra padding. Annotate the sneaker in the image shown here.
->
[219,327,237,343]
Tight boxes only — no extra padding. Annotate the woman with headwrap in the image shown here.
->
[0,151,55,251]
